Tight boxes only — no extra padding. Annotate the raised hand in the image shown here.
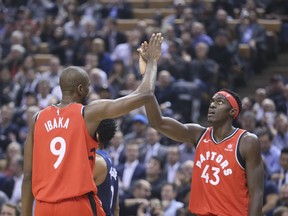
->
[137,33,163,75]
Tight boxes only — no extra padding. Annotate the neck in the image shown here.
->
[60,95,78,107]
[212,124,235,141]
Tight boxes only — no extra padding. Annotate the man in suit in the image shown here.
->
[139,127,167,163]
[116,141,146,196]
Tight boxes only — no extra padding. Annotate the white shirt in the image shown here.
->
[10,174,23,204]
[167,162,181,183]
[145,143,160,163]
[122,160,139,189]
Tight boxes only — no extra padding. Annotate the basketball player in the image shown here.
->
[138,43,264,215]
[94,119,119,216]
[22,33,163,216]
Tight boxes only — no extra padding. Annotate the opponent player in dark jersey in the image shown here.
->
[94,119,119,216]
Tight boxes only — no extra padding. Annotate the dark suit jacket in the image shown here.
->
[139,143,167,163]
[104,31,127,53]
[0,176,14,198]
[116,162,146,184]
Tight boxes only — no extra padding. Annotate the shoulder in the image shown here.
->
[239,131,261,160]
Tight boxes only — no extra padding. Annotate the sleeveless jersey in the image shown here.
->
[189,127,249,216]
[32,103,98,202]
[96,150,118,216]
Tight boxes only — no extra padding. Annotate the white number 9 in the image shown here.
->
[50,137,66,169]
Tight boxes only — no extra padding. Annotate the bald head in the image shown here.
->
[60,66,89,93]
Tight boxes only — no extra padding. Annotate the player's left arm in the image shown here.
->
[240,132,264,216]
[22,116,36,216]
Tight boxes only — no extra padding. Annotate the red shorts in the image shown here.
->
[34,193,105,216]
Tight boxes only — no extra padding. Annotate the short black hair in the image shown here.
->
[96,119,117,148]
[220,88,242,115]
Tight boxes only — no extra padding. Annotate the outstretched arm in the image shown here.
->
[138,42,205,145]
[22,119,35,216]
[145,96,205,145]
[240,133,264,216]
[85,33,163,128]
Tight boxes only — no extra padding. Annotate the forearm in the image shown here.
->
[22,179,34,216]
[248,192,263,216]
[134,59,157,95]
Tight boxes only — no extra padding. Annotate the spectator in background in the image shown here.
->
[2,142,22,177]
[158,38,189,80]
[164,146,181,184]
[240,111,258,133]
[273,206,288,216]
[145,156,166,199]
[256,127,280,178]
[207,9,229,39]
[90,38,113,76]
[267,74,287,114]
[272,113,288,150]
[275,184,288,209]
[209,30,235,89]
[41,56,62,89]
[190,21,213,49]
[272,148,288,190]
[63,9,85,42]
[100,18,127,53]
[0,104,20,152]
[124,114,148,143]
[139,127,167,164]
[179,142,196,163]
[235,9,267,74]
[1,154,23,205]
[154,70,177,110]
[0,202,20,216]
[107,130,126,166]
[117,141,146,195]
[108,60,128,98]
[119,179,151,216]
[102,0,132,20]
[189,42,219,94]
[0,65,20,105]
[252,88,267,123]
[263,161,279,216]
[111,30,141,68]
[161,183,184,216]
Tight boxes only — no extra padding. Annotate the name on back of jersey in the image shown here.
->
[44,117,70,132]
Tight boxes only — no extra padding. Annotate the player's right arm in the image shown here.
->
[84,33,163,136]
[22,116,36,216]
[145,95,205,146]
[114,193,119,216]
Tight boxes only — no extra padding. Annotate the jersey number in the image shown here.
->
[50,137,66,169]
[110,185,114,208]
[201,165,220,185]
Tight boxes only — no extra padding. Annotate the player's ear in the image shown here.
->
[229,108,237,118]
[77,84,84,96]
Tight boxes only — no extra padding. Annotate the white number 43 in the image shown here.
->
[201,165,220,185]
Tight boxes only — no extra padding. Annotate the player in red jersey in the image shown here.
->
[138,43,264,216]
[21,33,163,216]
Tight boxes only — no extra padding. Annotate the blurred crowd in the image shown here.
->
[0,0,288,215]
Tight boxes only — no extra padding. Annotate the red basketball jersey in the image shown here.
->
[189,127,249,216]
[32,103,98,202]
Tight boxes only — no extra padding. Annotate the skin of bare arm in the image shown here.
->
[94,155,107,185]
[22,117,36,216]
[114,194,119,216]
[239,132,264,216]
[85,33,163,137]
[138,43,205,146]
